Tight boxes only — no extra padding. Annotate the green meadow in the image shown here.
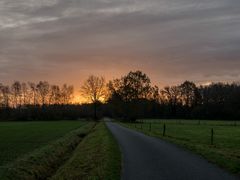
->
[0,121,87,166]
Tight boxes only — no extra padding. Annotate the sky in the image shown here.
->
[0,0,240,89]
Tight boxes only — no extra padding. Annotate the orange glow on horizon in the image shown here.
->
[201,81,212,86]
[72,94,107,104]
[72,94,89,104]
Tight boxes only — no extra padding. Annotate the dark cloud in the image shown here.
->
[0,0,240,87]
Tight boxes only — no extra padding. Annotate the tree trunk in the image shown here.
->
[94,102,97,120]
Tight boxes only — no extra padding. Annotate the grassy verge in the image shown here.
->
[1,122,95,180]
[120,120,240,176]
[52,122,121,180]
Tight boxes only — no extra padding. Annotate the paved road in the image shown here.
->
[106,122,237,180]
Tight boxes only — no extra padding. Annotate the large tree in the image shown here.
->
[81,75,106,119]
[109,70,157,102]
[108,70,159,120]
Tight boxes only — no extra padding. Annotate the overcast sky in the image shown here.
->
[0,0,240,88]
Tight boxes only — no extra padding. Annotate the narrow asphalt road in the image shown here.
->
[106,122,237,180]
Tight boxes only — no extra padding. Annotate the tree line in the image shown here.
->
[0,81,74,108]
[0,71,240,121]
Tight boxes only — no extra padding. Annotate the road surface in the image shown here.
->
[106,122,237,180]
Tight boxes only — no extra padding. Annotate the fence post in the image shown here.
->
[211,128,214,145]
[163,123,166,136]
[149,123,152,131]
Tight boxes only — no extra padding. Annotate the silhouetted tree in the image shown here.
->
[49,85,61,105]
[161,86,181,117]
[109,71,156,101]
[179,81,198,107]
[37,81,50,105]
[108,71,159,120]
[81,75,106,120]
[21,82,29,105]
[11,81,22,108]
[29,82,38,105]
[0,71,240,121]
[61,84,74,104]
[0,85,10,108]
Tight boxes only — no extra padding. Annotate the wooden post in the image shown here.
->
[163,123,166,136]
[211,128,214,145]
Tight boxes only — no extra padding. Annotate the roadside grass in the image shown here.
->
[120,120,240,175]
[52,122,121,180]
[0,121,95,179]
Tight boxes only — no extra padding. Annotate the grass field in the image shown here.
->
[0,121,87,167]
[121,119,240,175]
[0,121,121,179]
[0,120,92,179]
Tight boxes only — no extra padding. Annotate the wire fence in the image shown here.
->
[125,119,240,146]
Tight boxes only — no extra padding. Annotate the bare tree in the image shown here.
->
[1,85,11,108]
[61,84,74,104]
[0,84,4,107]
[21,82,29,105]
[37,81,50,105]
[81,75,106,119]
[161,86,181,105]
[28,82,38,105]
[49,85,61,105]
[11,81,22,108]
[180,81,198,107]
[161,86,181,116]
